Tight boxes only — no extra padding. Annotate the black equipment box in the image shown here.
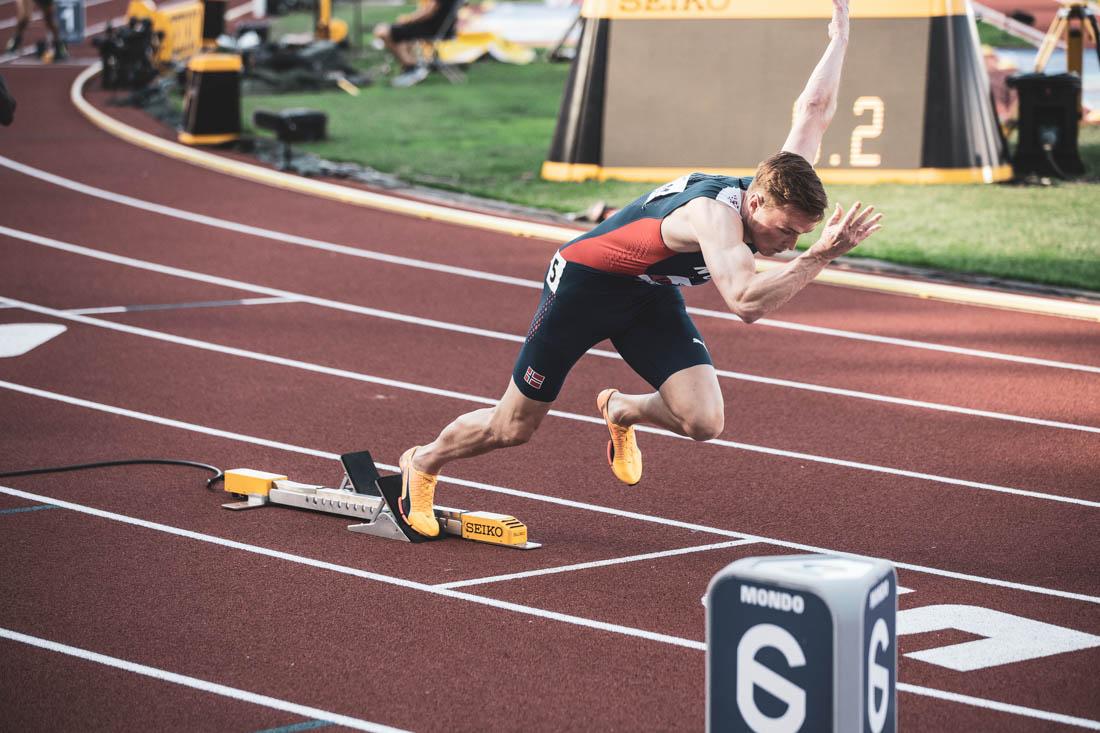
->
[1008,72,1086,178]
[179,53,242,145]
[253,108,328,143]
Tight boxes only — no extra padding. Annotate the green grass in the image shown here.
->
[976,20,1034,49]
[240,12,1100,291]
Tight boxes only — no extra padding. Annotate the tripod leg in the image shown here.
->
[1086,11,1100,68]
[1035,13,1066,72]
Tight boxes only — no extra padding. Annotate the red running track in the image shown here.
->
[0,64,1099,731]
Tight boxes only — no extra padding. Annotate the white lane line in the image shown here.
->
[748,315,1100,373]
[895,683,1100,731]
[1,378,1097,605]
[2,486,1098,730]
[698,368,1100,435]
[0,484,706,650]
[2,155,1098,375]
[3,225,1099,439]
[0,627,409,733]
[435,539,759,589]
[0,154,571,288]
[67,296,296,315]
[5,294,1096,510]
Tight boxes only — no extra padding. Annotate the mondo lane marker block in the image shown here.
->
[707,554,897,733]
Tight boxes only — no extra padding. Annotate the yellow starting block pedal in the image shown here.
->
[222,451,540,550]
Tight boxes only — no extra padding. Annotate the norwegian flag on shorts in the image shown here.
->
[524,366,545,390]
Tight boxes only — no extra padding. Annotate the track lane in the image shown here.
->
[0,637,341,733]
[2,240,1098,502]
[3,64,1100,366]
[4,405,1095,730]
[2,58,1100,730]
[0,313,1096,599]
[3,210,1100,431]
[40,297,1100,499]
[0,486,709,732]
[465,544,1100,723]
[0,388,730,584]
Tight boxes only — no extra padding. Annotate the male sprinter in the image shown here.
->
[396,0,882,537]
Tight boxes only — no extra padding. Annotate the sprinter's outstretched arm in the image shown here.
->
[695,198,881,323]
[782,0,850,162]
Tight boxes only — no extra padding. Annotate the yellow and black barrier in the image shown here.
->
[127,0,204,65]
[179,52,242,145]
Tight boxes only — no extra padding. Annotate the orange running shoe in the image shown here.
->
[398,447,440,537]
[596,388,642,485]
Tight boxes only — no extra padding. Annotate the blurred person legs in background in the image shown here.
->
[373,0,461,87]
[4,0,67,60]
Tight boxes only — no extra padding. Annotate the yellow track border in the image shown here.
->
[71,64,1100,323]
[540,161,1014,185]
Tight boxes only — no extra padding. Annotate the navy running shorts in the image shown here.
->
[511,252,713,402]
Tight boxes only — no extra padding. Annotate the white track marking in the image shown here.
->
[748,315,1100,374]
[4,294,1097,509]
[2,224,1098,438]
[1,486,1097,730]
[1,379,1097,605]
[0,484,705,650]
[697,368,1100,434]
[0,323,65,357]
[435,539,759,589]
[895,683,1100,730]
[0,227,531,343]
[2,156,1098,374]
[0,154,571,288]
[56,298,1100,435]
[67,296,295,315]
[0,627,409,733]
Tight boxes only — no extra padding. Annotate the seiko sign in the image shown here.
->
[464,521,504,538]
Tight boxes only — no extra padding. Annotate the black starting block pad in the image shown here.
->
[220,451,540,549]
[340,450,438,544]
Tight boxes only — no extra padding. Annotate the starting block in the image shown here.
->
[221,450,540,550]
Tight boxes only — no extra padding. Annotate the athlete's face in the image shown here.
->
[743,194,820,257]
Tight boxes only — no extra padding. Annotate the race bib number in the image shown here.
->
[644,174,691,206]
[716,186,743,211]
[546,251,567,293]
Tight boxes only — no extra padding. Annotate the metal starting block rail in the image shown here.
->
[221,450,540,550]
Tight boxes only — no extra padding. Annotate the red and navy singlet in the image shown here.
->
[510,174,753,402]
[558,173,755,287]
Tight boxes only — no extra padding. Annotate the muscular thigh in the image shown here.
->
[659,363,723,423]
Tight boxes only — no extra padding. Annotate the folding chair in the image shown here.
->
[401,0,466,86]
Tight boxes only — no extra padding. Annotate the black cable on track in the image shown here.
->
[0,459,224,489]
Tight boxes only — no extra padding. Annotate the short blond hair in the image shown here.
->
[749,151,828,220]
